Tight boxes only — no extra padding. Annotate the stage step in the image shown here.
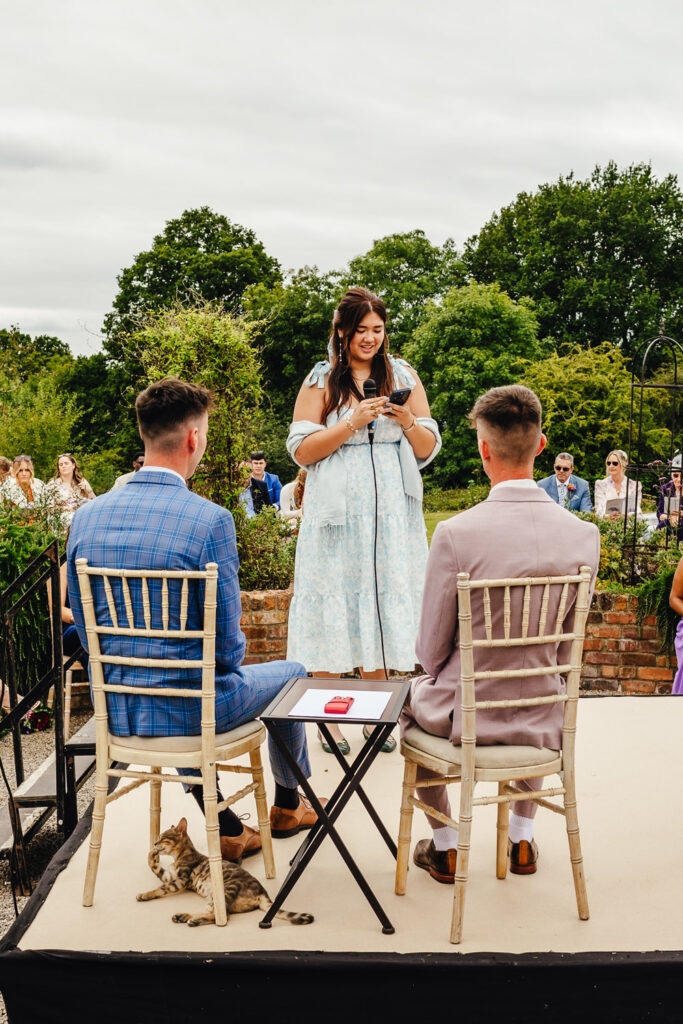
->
[0,717,97,856]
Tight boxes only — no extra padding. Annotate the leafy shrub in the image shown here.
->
[636,567,678,654]
[423,484,490,513]
[0,504,61,699]
[236,508,297,591]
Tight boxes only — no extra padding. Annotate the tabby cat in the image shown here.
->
[136,817,314,928]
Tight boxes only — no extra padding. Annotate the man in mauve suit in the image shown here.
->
[68,378,320,863]
[402,385,600,882]
[537,451,593,512]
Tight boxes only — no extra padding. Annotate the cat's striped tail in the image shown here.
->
[258,894,314,925]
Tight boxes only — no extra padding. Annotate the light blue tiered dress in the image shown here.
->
[286,358,441,674]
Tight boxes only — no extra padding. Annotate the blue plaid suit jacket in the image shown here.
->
[67,470,248,737]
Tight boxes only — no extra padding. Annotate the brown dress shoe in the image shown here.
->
[270,795,326,838]
[219,824,261,862]
[509,838,538,875]
[413,839,457,884]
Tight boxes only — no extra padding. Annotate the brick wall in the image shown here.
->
[240,586,678,694]
[582,591,675,694]
[240,586,293,665]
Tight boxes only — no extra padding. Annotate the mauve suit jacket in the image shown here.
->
[407,483,600,750]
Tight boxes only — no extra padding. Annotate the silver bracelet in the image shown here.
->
[403,417,417,434]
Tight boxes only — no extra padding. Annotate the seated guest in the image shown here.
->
[537,452,592,512]
[1,456,45,507]
[112,452,145,489]
[594,449,642,519]
[0,457,10,486]
[669,556,683,694]
[401,385,599,881]
[279,468,307,523]
[250,451,282,509]
[46,453,96,523]
[239,460,271,517]
[67,378,319,861]
[657,455,683,541]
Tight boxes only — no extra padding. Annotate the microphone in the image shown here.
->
[363,378,377,444]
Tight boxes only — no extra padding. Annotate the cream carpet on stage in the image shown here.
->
[16,697,683,954]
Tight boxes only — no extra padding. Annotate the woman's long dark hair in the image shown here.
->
[321,287,394,423]
[53,453,83,486]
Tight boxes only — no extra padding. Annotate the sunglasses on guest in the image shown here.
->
[554,465,571,471]
[606,460,621,467]
[13,455,32,463]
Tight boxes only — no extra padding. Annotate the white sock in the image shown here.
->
[508,813,535,844]
[432,826,458,851]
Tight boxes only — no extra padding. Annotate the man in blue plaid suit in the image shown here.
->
[67,378,319,862]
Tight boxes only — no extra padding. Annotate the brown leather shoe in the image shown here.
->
[509,838,538,875]
[219,824,261,862]
[413,839,457,884]
[270,795,326,838]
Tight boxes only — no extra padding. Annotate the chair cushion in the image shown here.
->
[402,726,559,770]
[108,718,264,753]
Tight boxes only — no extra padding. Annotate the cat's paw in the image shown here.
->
[137,891,155,901]
[172,913,190,924]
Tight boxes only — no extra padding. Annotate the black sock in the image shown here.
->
[274,784,299,810]
[189,784,243,837]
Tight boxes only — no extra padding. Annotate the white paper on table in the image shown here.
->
[288,688,393,721]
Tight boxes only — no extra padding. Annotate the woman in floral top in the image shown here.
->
[46,453,95,523]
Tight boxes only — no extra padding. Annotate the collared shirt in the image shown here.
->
[557,479,568,506]
[137,465,186,486]
[489,477,538,496]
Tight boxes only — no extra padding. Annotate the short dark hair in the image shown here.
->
[135,378,213,449]
[469,384,542,463]
[250,450,266,461]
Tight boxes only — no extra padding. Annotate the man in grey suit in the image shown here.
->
[537,452,593,512]
[402,385,600,882]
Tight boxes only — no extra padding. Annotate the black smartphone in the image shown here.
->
[389,387,411,406]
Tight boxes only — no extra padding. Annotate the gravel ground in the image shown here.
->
[0,710,95,1024]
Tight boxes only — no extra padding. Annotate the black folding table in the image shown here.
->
[259,675,411,934]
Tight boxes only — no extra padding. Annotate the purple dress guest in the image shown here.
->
[674,621,683,694]
[669,555,683,694]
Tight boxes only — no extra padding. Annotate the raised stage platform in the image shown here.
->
[1,697,682,1022]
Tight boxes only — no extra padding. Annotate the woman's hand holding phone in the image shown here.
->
[382,387,415,429]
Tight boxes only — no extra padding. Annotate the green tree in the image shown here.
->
[404,282,551,487]
[57,353,129,457]
[244,266,341,419]
[104,206,282,360]
[520,343,669,484]
[0,375,81,480]
[0,326,71,380]
[463,163,683,357]
[131,300,264,512]
[344,231,465,351]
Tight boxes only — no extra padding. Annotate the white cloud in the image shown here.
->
[1,0,682,353]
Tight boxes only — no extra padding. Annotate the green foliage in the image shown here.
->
[236,508,297,591]
[521,343,670,483]
[131,300,264,512]
[0,506,61,698]
[0,375,81,480]
[344,231,466,351]
[422,483,490,512]
[57,353,131,458]
[0,326,70,380]
[636,566,679,654]
[404,281,551,487]
[463,162,683,357]
[104,207,282,361]
[243,266,342,422]
[245,407,296,486]
[76,449,122,495]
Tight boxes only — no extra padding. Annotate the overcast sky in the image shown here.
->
[2,0,682,356]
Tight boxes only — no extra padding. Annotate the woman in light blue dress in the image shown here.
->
[286,288,441,751]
